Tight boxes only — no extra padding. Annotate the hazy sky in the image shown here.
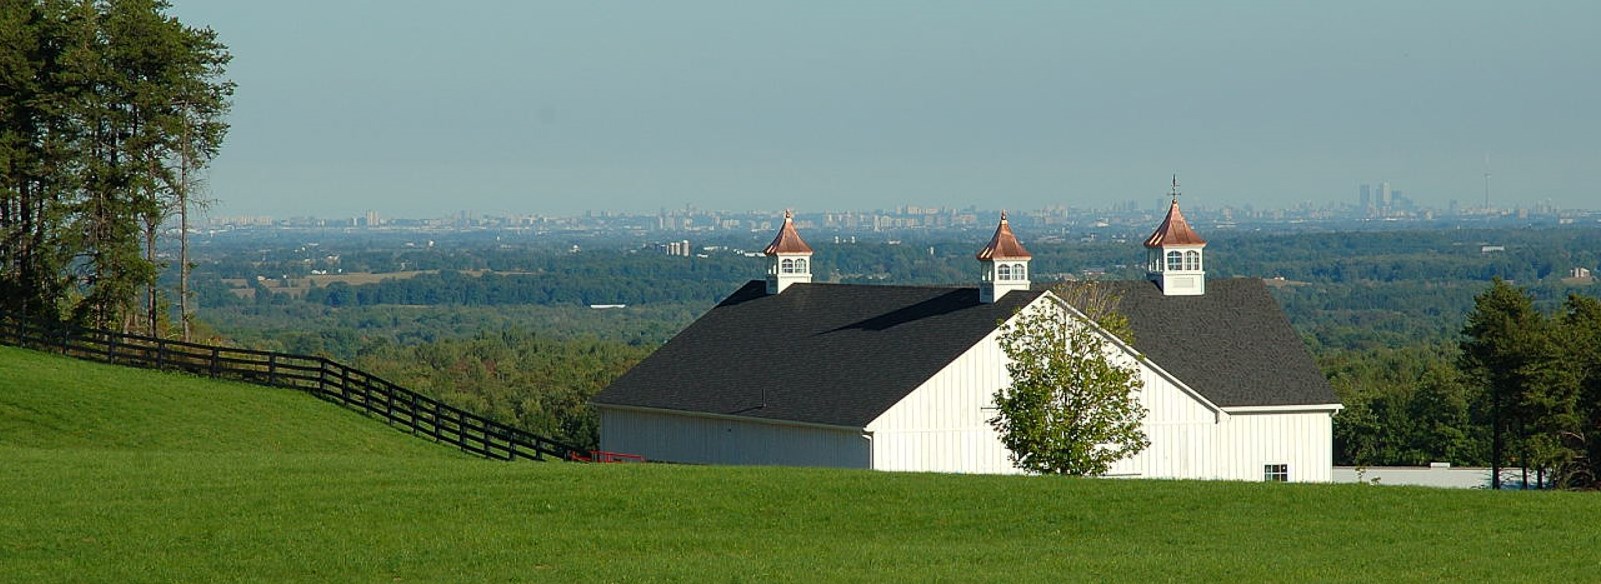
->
[168,1,1600,218]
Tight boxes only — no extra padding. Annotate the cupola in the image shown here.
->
[764,210,814,294]
[976,211,1031,303]
[1144,176,1207,296]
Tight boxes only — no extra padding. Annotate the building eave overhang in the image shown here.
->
[593,402,866,432]
[1222,403,1346,414]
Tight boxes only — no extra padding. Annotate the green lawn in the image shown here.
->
[2,345,1599,582]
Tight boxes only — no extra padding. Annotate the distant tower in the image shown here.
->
[1483,154,1493,210]
[1144,176,1207,296]
[976,211,1032,303]
[764,210,813,294]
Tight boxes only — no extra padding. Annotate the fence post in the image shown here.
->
[105,332,117,364]
[156,341,166,369]
[267,353,277,386]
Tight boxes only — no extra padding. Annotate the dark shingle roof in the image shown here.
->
[594,277,1338,428]
[1108,278,1337,407]
[593,281,1044,427]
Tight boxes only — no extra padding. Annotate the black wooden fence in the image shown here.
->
[0,315,584,462]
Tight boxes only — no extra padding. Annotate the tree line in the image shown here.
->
[1333,280,1601,489]
[1,0,230,339]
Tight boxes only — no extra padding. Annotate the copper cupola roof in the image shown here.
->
[1144,198,1207,248]
[976,211,1032,260]
[1145,177,1207,248]
[763,210,813,255]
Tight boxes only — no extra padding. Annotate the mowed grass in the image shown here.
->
[3,347,1600,582]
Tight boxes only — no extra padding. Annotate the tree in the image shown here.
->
[1558,294,1601,488]
[0,0,229,333]
[990,282,1148,476]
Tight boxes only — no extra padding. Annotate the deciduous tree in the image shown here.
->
[990,282,1148,476]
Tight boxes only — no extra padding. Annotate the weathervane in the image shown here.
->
[1169,174,1181,201]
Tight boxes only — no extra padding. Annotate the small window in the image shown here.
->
[781,258,796,274]
[997,264,1013,281]
[1264,464,1289,482]
[794,258,808,273]
[1166,250,1183,271]
[1184,250,1201,271]
[1012,263,1026,280]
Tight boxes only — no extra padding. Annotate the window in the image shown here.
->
[794,258,808,273]
[1166,250,1183,271]
[1012,263,1026,280]
[781,258,795,274]
[1264,464,1289,482]
[997,264,1013,281]
[1184,250,1201,271]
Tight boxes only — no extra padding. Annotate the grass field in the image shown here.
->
[3,345,1600,582]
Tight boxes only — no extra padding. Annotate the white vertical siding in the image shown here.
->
[598,407,870,468]
[866,312,1227,479]
[1105,366,1223,479]
[866,327,1018,473]
[1216,411,1335,482]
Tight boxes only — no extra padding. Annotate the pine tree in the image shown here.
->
[0,0,229,332]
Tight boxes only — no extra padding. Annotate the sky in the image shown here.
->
[167,1,1601,218]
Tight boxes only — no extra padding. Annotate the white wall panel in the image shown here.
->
[1216,411,1334,482]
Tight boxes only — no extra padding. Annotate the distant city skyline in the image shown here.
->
[170,1,1600,218]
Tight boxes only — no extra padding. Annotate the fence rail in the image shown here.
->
[0,314,588,462]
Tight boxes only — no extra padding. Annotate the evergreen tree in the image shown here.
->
[0,0,229,331]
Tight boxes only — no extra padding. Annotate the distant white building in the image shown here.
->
[1572,266,1593,280]
[595,185,1342,482]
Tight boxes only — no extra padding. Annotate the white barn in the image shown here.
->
[594,194,1343,482]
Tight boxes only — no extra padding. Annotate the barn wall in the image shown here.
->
[866,303,1226,479]
[866,327,1017,474]
[1215,410,1335,482]
[598,407,870,468]
[1104,367,1221,479]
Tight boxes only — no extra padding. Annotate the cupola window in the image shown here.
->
[1166,250,1183,271]
[1184,250,1201,271]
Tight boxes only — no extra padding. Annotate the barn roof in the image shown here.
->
[592,281,1045,428]
[1106,278,1336,407]
[593,277,1338,428]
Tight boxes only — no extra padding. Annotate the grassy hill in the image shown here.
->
[3,345,1600,582]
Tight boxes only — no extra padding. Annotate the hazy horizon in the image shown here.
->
[170,1,1600,218]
